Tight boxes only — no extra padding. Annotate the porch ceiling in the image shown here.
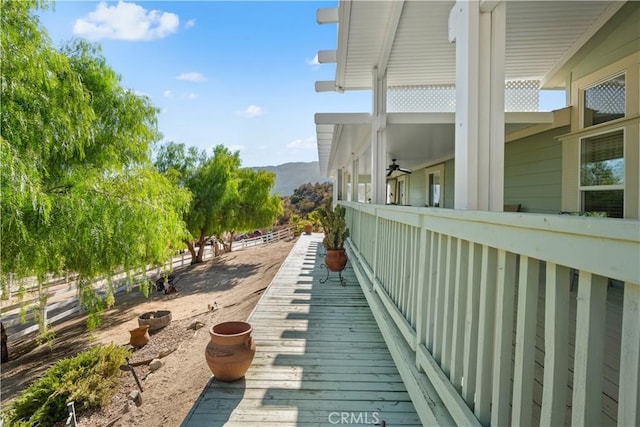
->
[326,0,624,90]
[315,112,553,177]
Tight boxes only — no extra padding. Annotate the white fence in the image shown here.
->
[342,202,639,427]
[1,228,293,342]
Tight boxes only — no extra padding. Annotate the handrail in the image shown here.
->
[341,201,640,426]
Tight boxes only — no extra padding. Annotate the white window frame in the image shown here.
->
[581,72,626,129]
[424,163,445,208]
[577,127,625,215]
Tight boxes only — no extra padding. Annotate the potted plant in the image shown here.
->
[300,219,314,235]
[318,199,350,271]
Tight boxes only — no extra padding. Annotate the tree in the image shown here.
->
[0,0,190,351]
[154,143,239,262]
[154,143,283,257]
[217,168,283,252]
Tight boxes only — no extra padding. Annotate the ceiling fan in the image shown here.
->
[386,159,412,177]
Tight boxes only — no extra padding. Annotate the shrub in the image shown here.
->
[2,344,130,427]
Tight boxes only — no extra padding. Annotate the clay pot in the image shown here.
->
[325,249,348,272]
[129,325,150,348]
[304,224,313,235]
[205,321,256,382]
[138,310,172,332]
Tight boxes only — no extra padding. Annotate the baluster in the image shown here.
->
[462,242,482,407]
[433,233,447,363]
[474,245,497,425]
[540,262,569,426]
[512,256,540,426]
[572,272,607,426]
[415,228,430,351]
[618,281,640,426]
[442,236,458,376]
[491,250,517,426]
[450,239,469,391]
[426,232,439,351]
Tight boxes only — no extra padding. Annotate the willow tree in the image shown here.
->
[0,0,190,352]
[154,143,240,263]
[220,168,283,252]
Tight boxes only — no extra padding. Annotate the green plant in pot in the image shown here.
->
[318,200,350,271]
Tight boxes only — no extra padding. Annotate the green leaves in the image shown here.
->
[154,142,283,256]
[0,1,190,333]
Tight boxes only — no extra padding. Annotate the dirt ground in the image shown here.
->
[0,238,296,426]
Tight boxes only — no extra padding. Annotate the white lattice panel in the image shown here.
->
[387,80,541,112]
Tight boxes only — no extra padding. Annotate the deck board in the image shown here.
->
[182,235,421,426]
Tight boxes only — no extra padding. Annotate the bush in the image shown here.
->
[2,344,130,427]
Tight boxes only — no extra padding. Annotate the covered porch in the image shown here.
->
[313,2,639,424]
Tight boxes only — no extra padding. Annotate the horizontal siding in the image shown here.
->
[571,2,640,81]
[444,159,455,209]
[505,128,566,214]
[409,168,427,207]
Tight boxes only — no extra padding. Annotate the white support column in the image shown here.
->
[450,1,505,211]
[335,170,342,201]
[352,158,360,202]
[371,67,388,205]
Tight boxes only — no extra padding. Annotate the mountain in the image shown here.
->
[252,161,329,196]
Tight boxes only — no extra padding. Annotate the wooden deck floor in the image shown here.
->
[181,234,421,426]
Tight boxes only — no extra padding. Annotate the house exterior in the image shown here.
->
[314,1,639,426]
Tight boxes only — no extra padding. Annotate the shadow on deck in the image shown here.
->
[181,234,421,426]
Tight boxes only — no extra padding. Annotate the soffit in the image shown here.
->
[336,0,623,89]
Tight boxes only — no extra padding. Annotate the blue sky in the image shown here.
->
[38,0,371,168]
[38,1,565,168]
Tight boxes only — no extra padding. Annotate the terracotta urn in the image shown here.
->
[205,321,256,382]
[129,325,150,348]
[304,224,313,235]
[325,249,347,272]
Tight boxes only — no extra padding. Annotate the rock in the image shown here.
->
[128,390,142,407]
[187,320,205,330]
[149,358,163,372]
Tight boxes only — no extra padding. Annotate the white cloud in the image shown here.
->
[73,1,179,41]
[236,105,264,118]
[306,54,320,66]
[185,93,198,100]
[287,136,317,150]
[163,89,173,98]
[185,19,196,29]
[176,72,206,83]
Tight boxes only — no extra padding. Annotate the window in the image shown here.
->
[583,74,625,127]
[579,129,624,218]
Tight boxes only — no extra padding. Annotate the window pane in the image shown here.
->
[583,190,624,218]
[583,74,625,127]
[580,130,624,186]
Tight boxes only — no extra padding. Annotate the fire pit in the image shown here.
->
[138,310,172,332]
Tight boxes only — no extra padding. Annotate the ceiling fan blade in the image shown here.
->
[399,168,412,174]
[386,169,393,177]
